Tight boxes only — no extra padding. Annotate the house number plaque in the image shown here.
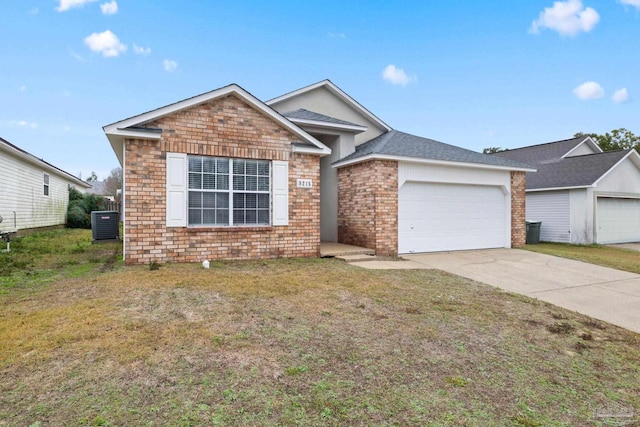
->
[296,179,313,188]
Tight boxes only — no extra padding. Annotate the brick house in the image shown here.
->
[104,81,533,265]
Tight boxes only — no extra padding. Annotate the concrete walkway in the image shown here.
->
[352,249,640,333]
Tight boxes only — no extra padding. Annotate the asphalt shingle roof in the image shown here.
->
[336,130,534,169]
[534,150,629,189]
[491,136,588,164]
[283,109,364,128]
[492,138,632,190]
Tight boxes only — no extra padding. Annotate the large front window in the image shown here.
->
[188,156,270,226]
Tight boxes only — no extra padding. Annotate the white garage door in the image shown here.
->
[398,182,508,253]
[596,197,640,244]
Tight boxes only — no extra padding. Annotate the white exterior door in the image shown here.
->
[596,197,640,244]
[398,182,508,253]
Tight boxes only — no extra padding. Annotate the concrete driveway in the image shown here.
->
[608,242,640,252]
[403,249,640,334]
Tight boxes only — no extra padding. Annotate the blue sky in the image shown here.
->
[1,0,639,180]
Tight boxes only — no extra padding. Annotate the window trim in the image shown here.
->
[187,156,271,228]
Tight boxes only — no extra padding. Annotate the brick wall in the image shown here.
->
[510,171,526,247]
[337,160,398,256]
[123,94,320,264]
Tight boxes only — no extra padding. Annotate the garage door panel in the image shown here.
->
[596,198,640,244]
[399,182,507,253]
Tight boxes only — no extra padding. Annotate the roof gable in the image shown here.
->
[267,80,391,144]
[103,84,330,165]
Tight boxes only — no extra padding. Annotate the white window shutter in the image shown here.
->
[166,152,187,227]
[272,160,289,226]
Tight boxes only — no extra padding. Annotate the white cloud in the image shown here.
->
[29,7,39,15]
[620,0,640,8]
[530,0,599,36]
[612,88,629,103]
[56,0,98,12]
[328,32,346,39]
[84,30,126,57]
[573,81,605,100]
[133,44,151,55]
[7,120,39,129]
[20,85,27,92]
[163,59,178,72]
[382,64,414,86]
[100,0,118,15]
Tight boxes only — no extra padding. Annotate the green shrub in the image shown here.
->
[66,187,107,229]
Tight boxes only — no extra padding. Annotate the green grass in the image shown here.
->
[523,242,640,274]
[1,230,639,426]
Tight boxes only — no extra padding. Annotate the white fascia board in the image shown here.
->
[0,140,90,188]
[292,144,331,156]
[333,153,537,173]
[562,136,603,158]
[527,185,593,192]
[287,117,367,134]
[266,79,392,132]
[592,149,640,187]
[102,83,331,155]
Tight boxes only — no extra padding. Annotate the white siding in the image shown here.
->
[526,191,571,243]
[268,86,385,146]
[0,151,73,232]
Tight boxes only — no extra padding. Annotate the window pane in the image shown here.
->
[233,210,244,225]
[217,174,228,190]
[203,158,216,173]
[203,192,216,208]
[233,159,244,175]
[189,157,202,173]
[189,209,202,225]
[258,162,269,176]
[246,176,257,191]
[202,173,216,190]
[245,161,257,176]
[217,159,229,173]
[257,194,269,209]
[217,209,229,224]
[216,193,229,209]
[258,177,269,191]
[189,192,202,208]
[258,210,269,224]
[203,209,216,224]
[233,193,245,209]
[233,175,245,191]
[189,173,201,189]
[246,210,257,224]
[44,174,50,184]
[245,193,256,209]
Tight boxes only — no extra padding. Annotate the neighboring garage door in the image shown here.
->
[398,182,507,253]
[596,197,640,244]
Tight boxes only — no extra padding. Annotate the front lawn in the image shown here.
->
[524,242,640,274]
[1,230,639,426]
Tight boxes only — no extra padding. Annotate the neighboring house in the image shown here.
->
[103,80,534,265]
[0,137,90,234]
[493,136,640,244]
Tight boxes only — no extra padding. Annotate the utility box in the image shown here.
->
[91,210,120,242]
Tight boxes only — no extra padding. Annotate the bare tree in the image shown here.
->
[104,167,123,203]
